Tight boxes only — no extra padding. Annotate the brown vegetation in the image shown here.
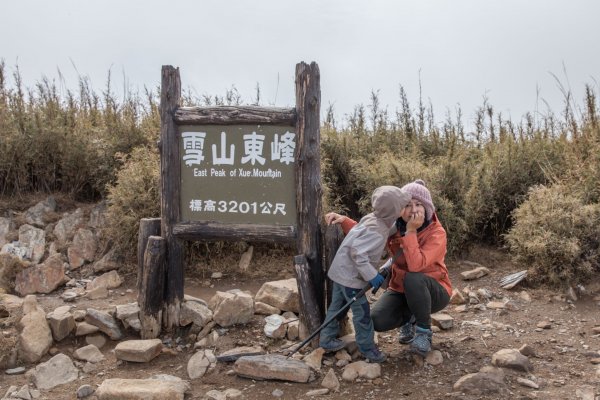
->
[1,62,599,286]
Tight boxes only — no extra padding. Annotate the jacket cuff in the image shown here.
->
[340,218,357,235]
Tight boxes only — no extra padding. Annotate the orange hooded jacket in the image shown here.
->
[340,213,452,296]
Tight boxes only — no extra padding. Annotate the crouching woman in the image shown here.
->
[326,179,452,356]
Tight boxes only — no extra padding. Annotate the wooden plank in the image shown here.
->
[294,61,324,319]
[324,224,344,308]
[294,254,322,349]
[175,106,296,125]
[137,218,161,294]
[139,236,166,339]
[173,222,295,243]
[160,65,185,328]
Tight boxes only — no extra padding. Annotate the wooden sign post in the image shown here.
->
[150,62,324,339]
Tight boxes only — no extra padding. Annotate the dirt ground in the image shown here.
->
[2,245,600,400]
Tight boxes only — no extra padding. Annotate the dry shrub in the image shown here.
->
[103,146,160,261]
[185,241,294,280]
[505,184,600,287]
[0,253,27,293]
[464,138,567,244]
[0,334,17,368]
[0,63,157,199]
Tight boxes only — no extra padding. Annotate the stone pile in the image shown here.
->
[0,197,116,297]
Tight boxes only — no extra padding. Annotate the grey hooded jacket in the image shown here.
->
[327,186,411,289]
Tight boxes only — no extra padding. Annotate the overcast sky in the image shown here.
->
[2,0,599,130]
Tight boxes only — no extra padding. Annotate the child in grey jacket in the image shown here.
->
[320,185,410,363]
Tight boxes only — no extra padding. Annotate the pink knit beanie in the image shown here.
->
[400,179,435,220]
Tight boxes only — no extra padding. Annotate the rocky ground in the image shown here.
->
[1,197,600,400]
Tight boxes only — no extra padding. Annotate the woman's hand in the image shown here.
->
[406,211,425,233]
[325,212,346,225]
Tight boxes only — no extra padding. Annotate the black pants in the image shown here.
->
[371,272,450,330]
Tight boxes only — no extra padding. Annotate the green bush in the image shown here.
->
[505,184,600,286]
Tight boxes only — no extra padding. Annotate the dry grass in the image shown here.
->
[2,63,599,287]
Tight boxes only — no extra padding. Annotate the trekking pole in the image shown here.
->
[285,258,392,359]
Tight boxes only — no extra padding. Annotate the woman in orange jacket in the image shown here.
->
[325,179,452,356]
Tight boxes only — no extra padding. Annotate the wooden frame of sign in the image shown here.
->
[153,63,324,336]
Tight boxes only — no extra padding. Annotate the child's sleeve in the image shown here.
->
[348,231,385,282]
[340,218,357,235]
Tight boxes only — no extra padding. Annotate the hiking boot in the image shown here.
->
[361,347,387,363]
[410,326,433,356]
[398,321,415,344]
[319,338,346,353]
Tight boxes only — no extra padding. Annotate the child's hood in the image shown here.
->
[371,185,411,227]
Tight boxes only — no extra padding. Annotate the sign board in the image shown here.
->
[157,63,323,330]
[179,124,297,225]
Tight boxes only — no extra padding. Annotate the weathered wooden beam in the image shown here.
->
[174,106,296,126]
[294,61,324,319]
[139,236,166,339]
[293,254,321,349]
[160,65,184,328]
[137,218,161,293]
[173,222,295,243]
[324,224,344,307]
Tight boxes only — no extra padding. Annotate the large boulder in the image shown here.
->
[254,278,299,313]
[24,197,56,227]
[18,224,46,263]
[234,355,312,383]
[31,353,79,390]
[115,339,163,363]
[208,289,254,327]
[68,228,97,269]
[17,296,53,363]
[180,300,213,329]
[92,248,120,273]
[53,208,84,245]
[87,270,123,290]
[0,217,13,248]
[46,305,75,341]
[85,308,124,340]
[14,253,68,295]
[95,376,191,400]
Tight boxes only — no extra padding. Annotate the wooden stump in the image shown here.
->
[137,218,161,293]
[324,223,350,335]
[324,224,344,308]
[294,254,322,348]
[139,236,166,339]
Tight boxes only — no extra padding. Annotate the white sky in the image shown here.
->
[2,0,599,130]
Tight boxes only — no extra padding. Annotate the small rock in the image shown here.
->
[425,350,444,365]
[303,348,325,371]
[460,266,490,280]
[519,344,536,357]
[224,388,242,398]
[536,321,552,329]
[76,384,95,398]
[306,388,329,396]
[491,348,533,372]
[321,368,340,391]
[272,388,284,397]
[205,389,226,400]
[5,367,26,375]
[516,377,539,389]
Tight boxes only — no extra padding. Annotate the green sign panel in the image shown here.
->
[179,125,297,225]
